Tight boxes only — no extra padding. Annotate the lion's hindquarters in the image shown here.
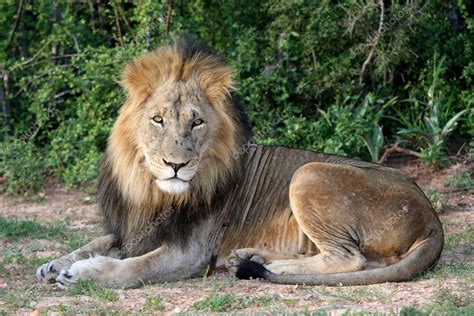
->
[286,162,441,276]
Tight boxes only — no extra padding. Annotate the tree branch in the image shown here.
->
[10,43,49,71]
[165,0,174,37]
[378,142,421,164]
[53,90,72,100]
[117,2,134,38]
[113,0,124,46]
[311,48,317,70]
[343,1,376,36]
[0,68,10,129]
[6,0,24,50]
[360,0,384,83]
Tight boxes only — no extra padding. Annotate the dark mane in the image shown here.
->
[99,156,233,257]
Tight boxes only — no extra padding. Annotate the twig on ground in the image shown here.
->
[455,141,468,157]
[378,142,421,164]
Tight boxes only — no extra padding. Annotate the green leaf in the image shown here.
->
[441,110,466,138]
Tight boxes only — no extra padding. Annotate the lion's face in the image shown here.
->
[139,81,218,194]
[107,41,248,213]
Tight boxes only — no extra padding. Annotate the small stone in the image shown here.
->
[302,294,313,300]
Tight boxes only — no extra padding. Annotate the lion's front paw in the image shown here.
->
[225,248,266,274]
[36,259,70,284]
[55,268,76,288]
[54,259,90,288]
[55,256,121,289]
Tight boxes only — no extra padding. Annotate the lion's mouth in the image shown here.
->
[155,178,190,194]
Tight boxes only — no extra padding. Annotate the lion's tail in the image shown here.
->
[236,229,443,286]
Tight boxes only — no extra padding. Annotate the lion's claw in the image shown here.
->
[36,259,66,284]
[55,268,77,288]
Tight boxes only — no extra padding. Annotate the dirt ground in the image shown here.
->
[0,155,472,314]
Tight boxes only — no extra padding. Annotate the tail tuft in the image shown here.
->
[235,260,269,280]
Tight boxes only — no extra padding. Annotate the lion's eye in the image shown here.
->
[192,119,204,128]
[151,116,163,125]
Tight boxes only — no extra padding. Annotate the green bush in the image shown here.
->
[0,0,472,194]
[396,54,467,166]
[0,142,43,194]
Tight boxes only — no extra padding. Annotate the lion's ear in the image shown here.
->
[198,65,236,106]
[120,56,159,104]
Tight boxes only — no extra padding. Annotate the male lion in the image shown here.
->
[36,39,443,288]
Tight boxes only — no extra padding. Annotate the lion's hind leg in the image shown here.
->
[225,248,308,274]
[264,249,367,275]
[263,162,370,276]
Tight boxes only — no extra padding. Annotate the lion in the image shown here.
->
[36,38,443,289]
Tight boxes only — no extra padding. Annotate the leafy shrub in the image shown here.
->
[0,0,472,194]
[396,55,467,166]
[0,142,44,194]
[258,94,392,160]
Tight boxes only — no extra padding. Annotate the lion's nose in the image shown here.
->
[163,159,189,172]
